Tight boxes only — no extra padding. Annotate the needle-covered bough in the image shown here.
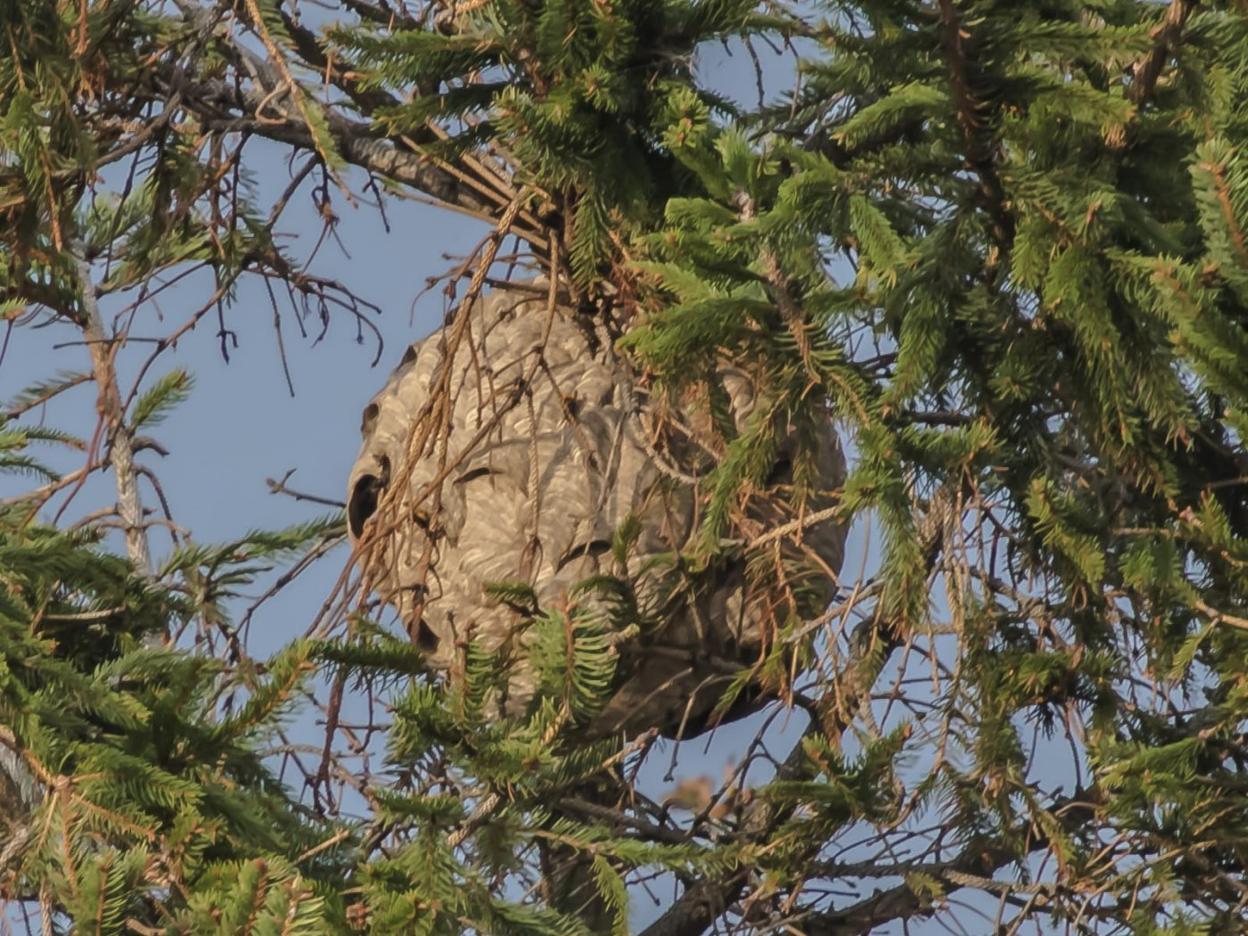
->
[347,283,847,739]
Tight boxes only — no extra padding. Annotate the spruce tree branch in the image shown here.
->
[735,190,818,383]
[4,372,92,420]
[638,871,748,936]
[639,482,961,936]
[934,0,1013,254]
[339,0,420,27]
[0,457,105,510]
[1128,0,1194,105]
[162,4,541,235]
[446,708,570,849]
[638,622,905,936]
[802,794,1100,935]
[274,7,429,117]
[71,245,152,579]
[193,75,438,193]
[748,502,843,550]
[179,73,551,243]
[560,797,690,845]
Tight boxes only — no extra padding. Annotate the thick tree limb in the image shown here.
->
[72,246,152,577]
[803,794,1101,935]
[1129,0,1194,105]
[638,872,747,936]
[161,2,535,233]
[177,72,552,242]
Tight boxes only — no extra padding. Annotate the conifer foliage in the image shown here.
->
[4,0,1248,933]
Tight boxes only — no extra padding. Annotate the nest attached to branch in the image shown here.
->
[347,279,846,739]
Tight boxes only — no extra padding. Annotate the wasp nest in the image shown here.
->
[347,285,846,739]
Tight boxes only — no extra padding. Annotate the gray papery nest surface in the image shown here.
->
[348,284,847,739]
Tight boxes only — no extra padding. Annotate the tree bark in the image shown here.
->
[72,246,152,577]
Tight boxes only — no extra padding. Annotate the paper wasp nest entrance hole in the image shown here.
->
[347,453,389,539]
[346,285,847,739]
